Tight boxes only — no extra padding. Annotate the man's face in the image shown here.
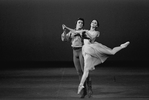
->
[76,20,84,29]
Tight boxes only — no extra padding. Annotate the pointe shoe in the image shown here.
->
[77,85,84,94]
[120,41,130,48]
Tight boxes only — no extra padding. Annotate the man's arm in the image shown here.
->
[61,29,71,41]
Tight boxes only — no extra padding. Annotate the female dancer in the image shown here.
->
[62,20,130,94]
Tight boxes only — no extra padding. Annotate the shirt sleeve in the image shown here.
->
[61,31,72,41]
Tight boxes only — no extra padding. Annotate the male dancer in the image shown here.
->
[61,18,93,98]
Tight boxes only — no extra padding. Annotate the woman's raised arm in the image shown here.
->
[62,24,84,34]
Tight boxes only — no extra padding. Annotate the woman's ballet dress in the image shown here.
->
[82,31,114,70]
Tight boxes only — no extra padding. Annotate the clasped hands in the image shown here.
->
[62,24,84,36]
[62,24,67,30]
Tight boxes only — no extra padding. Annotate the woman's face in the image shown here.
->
[91,20,98,28]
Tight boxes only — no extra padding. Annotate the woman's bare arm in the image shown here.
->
[62,24,84,34]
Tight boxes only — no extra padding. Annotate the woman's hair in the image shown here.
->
[95,19,99,27]
[77,18,85,26]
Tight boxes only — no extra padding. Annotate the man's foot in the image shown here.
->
[80,88,87,98]
[120,41,130,48]
[88,89,93,98]
[78,85,84,94]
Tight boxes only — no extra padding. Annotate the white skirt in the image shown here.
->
[82,42,113,70]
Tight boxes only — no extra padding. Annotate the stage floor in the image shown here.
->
[0,64,149,100]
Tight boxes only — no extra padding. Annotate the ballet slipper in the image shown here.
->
[77,84,84,94]
[120,41,130,48]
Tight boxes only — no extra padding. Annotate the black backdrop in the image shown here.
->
[0,0,149,63]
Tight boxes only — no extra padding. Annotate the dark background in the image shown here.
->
[0,0,149,67]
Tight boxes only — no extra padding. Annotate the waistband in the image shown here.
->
[72,47,82,50]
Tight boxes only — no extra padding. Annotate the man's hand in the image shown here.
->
[62,24,66,30]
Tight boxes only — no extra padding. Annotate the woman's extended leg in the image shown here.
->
[108,41,130,55]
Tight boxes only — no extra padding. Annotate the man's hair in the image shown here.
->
[77,18,85,26]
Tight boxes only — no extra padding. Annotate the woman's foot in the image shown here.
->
[77,84,84,94]
[120,41,130,48]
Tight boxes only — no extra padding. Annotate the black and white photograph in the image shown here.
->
[0,0,149,100]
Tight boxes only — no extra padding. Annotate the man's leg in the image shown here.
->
[86,75,93,98]
[73,49,83,80]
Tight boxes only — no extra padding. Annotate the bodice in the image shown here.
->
[83,30,99,45]
[83,39,90,45]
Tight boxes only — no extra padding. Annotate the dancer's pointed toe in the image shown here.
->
[77,85,84,94]
[121,41,130,48]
